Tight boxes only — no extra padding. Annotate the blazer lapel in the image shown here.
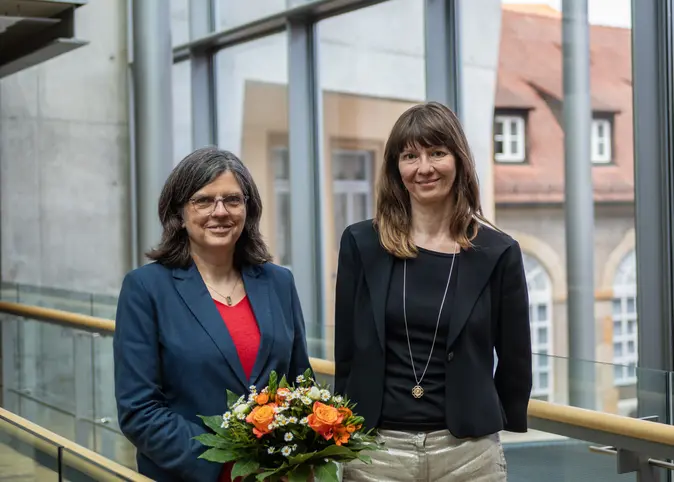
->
[446,227,511,350]
[173,264,248,388]
[243,266,275,386]
[352,223,393,351]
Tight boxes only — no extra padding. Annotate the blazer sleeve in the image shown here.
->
[287,270,312,379]
[113,272,222,482]
[334,227,360,395]
[494,241,533,433]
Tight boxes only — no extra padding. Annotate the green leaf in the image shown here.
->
[197,415,227,436]
[232,460,260,479]
[269,371,278,390]
[357,454,372,464]
[303,368,313,379]
[287,451,318,465]
[288,464,312,482]
[197,448,237,463]
[313,462,339,482]
[227,389,242,409]
[193,433,226,448]
[279,375,289,389]
[312,445,355,459]
[256,470,278,481]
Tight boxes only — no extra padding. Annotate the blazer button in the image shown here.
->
[447,351,454,362]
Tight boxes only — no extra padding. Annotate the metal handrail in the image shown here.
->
[0,406,151,481]
[1,300,674,451]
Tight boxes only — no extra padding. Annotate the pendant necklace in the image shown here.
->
[402,243,458,399]
[207,277,240,306]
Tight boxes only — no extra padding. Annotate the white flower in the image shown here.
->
[233,404,250,415]
[307,386,321,400]
[300,417,308,425]
[320,389,331,401]
[334,395,343,404]
[237,413,246,420]
[281,446,292,457]
[296,375,305,383]
[288,416,298,424]
[301,396,312,405]
[284,432,294,442]
[220,421,230,429]
[249,385,258,393]
[223,412,232,420]
[267,447,276,454]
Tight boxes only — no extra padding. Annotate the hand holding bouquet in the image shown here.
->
[194,369,382,481]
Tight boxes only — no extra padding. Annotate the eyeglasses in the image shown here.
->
[189,194,248,215]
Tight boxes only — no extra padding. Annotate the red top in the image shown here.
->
[214,296,260,482]
[214,296,261,380]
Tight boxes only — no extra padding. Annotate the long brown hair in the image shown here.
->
[375,101,490,258]
[146,147,272,268]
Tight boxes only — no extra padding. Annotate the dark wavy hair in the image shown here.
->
[375,101,491,258]
[146,147,272,268]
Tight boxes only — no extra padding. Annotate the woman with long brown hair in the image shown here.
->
[334,102,532,481]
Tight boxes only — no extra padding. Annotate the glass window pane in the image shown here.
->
[170,0,190,46]
[495,140,504,154]
[214,33,289,267]
[494,120,503,135]
[216,0,287,30]
[319,0,424,358]
[172,61,192,164]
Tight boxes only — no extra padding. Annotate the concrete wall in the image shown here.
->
[0,0,130,295]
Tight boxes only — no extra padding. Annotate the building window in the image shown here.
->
[523,253,553,401]
[591,118,612,163]
[494,115,526,163]
[332,149,374,249]
[612,250,637,385]
[272,147,291,269]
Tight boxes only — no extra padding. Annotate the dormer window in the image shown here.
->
[494,114,526,163]
[591,118,612,164]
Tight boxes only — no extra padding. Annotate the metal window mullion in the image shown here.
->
[189,0,216,148]
[288,18,324,358]
[632,0,674,435]
[424,0,461,117]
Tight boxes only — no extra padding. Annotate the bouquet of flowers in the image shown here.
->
[194,369,382,481]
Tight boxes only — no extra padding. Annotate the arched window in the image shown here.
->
[523,253,554,401]
[612,250,637,385]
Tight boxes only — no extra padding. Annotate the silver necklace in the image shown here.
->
[402,243,458,399]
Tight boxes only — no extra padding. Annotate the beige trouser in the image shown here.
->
[342,429,507,482]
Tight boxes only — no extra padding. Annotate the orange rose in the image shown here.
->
[275,388,290,402]
[307,402,345,440]
[255,392,269,405]
[246,404,276,438]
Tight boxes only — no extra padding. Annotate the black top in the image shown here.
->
[379,247,459,431]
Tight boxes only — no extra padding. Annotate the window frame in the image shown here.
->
[494,113,527,163]
[591,117,613,164]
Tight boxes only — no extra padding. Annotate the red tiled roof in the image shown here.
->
[494,7,634,203]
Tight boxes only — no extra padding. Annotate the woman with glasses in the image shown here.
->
[113,147,311,482]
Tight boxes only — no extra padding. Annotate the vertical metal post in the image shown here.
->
[132,0,174,265]
[562,0,596,409]
[189,0,216,149]
[287,19,324,357]
[632,0,674,452]
[424,0,462,118]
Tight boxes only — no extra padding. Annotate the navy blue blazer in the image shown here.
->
[113,261,311,482]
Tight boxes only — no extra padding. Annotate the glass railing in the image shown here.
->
[1,288,673,481]
[0,405,150,481]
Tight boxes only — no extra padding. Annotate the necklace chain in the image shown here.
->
[206,277,240,306]
[402,243,458,398]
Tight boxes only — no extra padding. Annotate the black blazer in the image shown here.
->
[334,220,532,438]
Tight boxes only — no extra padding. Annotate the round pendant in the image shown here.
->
[225,296,233,306]
[412,385,424,399]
